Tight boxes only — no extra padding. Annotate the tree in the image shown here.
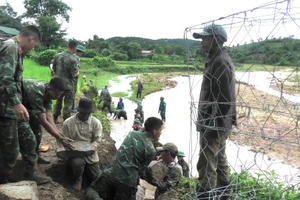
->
[23,0,72,48]
[0,2,22,30]
[127,42,142,60]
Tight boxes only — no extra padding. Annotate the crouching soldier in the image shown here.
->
[19,77,74,184]
[62,97,102,191]
[144,143,182,198]
[113,109,128,120]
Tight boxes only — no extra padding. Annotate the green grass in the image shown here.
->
[23,59,51,81]
[235,63,295,72]
[111,91,129,98]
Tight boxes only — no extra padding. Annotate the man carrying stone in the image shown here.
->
[85,117,164,200]
[52,40,79,123]
[144,142,182,198]
[0,25,41,184]
[62,97,102,191]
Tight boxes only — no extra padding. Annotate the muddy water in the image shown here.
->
[107,73,300,184]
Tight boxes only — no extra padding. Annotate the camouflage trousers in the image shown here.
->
[0,116,19,179]
[197,129,230,192]
[85,174,137,200]
[72,78,78,110]
[18,120,38,173]
[67,157,101,183]
[53,89,74,121]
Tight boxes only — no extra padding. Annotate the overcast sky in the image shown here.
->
[1,0,298,42]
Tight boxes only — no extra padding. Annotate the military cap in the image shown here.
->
[157,142,178,155]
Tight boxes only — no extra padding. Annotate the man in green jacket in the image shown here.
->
[85,117,164,200]
[0,25,41,184]
[158,97,166,122]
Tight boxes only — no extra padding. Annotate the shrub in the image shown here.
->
[36,49,58,66]
[83,49,98,58]
[101,48,111,57]
[93,56,116,68]
[111,52,128,61]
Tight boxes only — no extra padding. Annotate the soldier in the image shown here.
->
[193,24,236,200]
[52,40,79,123]
[20,77,74,165]
[18,77,73,184]
[158,97,166,122]
[136,80,143,99]
[145,143,182,198]
[177,151,189,177]
[112,109,128,120]
[72,45,85,112]
[62,97,102,191]
[0,25,41,184]
[136,100,144,123]
[101,94,112,115]
[98,85,109,104]
[85,117,164,200]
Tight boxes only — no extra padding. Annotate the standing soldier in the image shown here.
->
[0,25,41,184]
[177,151,189,177]
[158,97,166,122]
[72,45,85,112]
[193,24,236,200]
[101,94,112,116]
[52,40,79,123]
[98,85,109,104]
[136,80,143,99]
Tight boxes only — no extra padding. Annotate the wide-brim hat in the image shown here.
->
[157,142,178,155]
[76,45,85,53]
[76,97,95,114]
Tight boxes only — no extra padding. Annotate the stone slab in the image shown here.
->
[0,181,38,200]
[56,141,95,160]
[149,160,168,181]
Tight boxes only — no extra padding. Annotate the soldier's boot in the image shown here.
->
[37,154,51,164]
[85,188,104,200]
[23,171,52,185]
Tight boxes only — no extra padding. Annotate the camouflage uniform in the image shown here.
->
[53,51,78,121]
[178,159,189,177]
[146,160,182,198]
[85,131,156,200]
[72,54,80,110]
[19,79,52,168]
[101,95,112,114]
[99,87,109,104]
[0,37,23,181]
[158,100,166,121]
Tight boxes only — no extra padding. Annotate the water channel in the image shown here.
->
[106,72,300,185]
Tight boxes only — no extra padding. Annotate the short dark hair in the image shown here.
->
[20,25,41,41]
[49,77,65,91]
[144,117,163,133]
[68,40,77,49]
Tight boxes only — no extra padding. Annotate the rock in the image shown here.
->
[0,181,38,200]
[135,185,145,200]
[56,141,95,160]
[149,160,168,182]
[140,179,156,200]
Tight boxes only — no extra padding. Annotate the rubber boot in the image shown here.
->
[23,171,52,185]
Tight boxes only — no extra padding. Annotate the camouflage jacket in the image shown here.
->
[103,131,156,188]
[73,53,80,66]
[22,79,52,116]
[178,159,189,177]
[0,37,23,119]
[152,161,183,198]
[53,51,78,90]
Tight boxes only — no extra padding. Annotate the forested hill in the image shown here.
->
[106,36,199,52]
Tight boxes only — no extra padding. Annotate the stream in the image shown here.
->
[106,72,300,185]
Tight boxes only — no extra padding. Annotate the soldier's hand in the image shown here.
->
[60,137,75,151]
[14,104,29,121]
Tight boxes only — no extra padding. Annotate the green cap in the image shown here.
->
[193,24,227,42]
[77,45,85,53]
[177,150,185,157]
